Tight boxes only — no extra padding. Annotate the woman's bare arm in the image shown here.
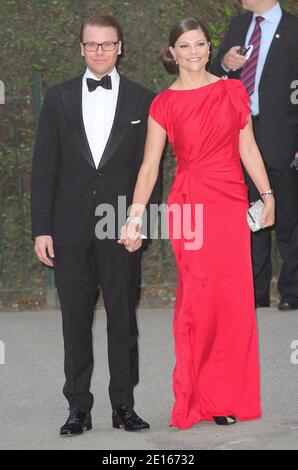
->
[118,116,167,250]
[129,116,167,217]
[239,117,275,228]
[239,117,271,195]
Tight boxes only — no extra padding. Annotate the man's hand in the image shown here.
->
[34,235,55,267]
[223,46,247,72]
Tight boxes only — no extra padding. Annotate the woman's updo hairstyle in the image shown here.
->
[160,17,212,74]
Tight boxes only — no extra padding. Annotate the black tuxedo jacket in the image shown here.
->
[211,10,298,171]
[31,74,160,246]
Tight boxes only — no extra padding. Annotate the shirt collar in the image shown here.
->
[253,1,282,24]
[83,66,120,87]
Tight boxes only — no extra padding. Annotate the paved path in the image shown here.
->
[0,307,298,450]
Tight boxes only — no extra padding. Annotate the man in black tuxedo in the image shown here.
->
[212,0,298,310]
[31,13,160,435]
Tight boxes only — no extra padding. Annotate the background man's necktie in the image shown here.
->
[87,75,112,92]
[240,16,265,96]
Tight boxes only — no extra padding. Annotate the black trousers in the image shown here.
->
[243,116,298,305]
[53,202,140,412]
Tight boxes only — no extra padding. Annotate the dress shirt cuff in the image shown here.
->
[221,60,231,73]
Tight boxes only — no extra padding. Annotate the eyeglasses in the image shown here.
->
[83,41,119,52]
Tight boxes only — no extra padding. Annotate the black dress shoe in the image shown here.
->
[278,300,298,311]
[112,405,150,431]
[60,410,92,436]
[213,415,237,425]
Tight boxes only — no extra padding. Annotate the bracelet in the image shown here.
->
[261,190,274,196]
[126,215,143,227]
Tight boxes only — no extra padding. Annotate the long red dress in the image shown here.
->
[149,77,262,430]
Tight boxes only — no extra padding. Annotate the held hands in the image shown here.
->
[223,46,247,72]
[118,218,143,252]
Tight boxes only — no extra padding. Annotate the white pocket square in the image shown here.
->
[131,120,141,124]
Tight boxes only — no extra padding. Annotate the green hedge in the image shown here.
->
[0,1,297,299]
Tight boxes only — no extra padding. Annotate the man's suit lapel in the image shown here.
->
[98,75,133,169]
[62,74,96,168]
[63,74,135,170]
[238,12,254,48]
[259,11,290,86]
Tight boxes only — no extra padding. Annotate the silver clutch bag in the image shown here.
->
[246,199,264,232]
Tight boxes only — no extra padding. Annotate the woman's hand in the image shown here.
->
[118,221,142,252]
[261,197,275,229]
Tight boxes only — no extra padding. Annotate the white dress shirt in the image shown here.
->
[82,67,120,168]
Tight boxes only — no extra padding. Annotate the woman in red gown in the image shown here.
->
[119,18,275,429]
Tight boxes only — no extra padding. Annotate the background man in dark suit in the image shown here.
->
[31,13,159,436]
[212,0,298,310]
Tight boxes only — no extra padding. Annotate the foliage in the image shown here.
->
[0,0,297,297]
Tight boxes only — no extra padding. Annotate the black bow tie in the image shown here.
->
[86,75,112,92]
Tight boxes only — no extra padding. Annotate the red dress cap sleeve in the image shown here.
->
[225,79,251,130]
[149,93,167,131]
[236,80,251,130]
